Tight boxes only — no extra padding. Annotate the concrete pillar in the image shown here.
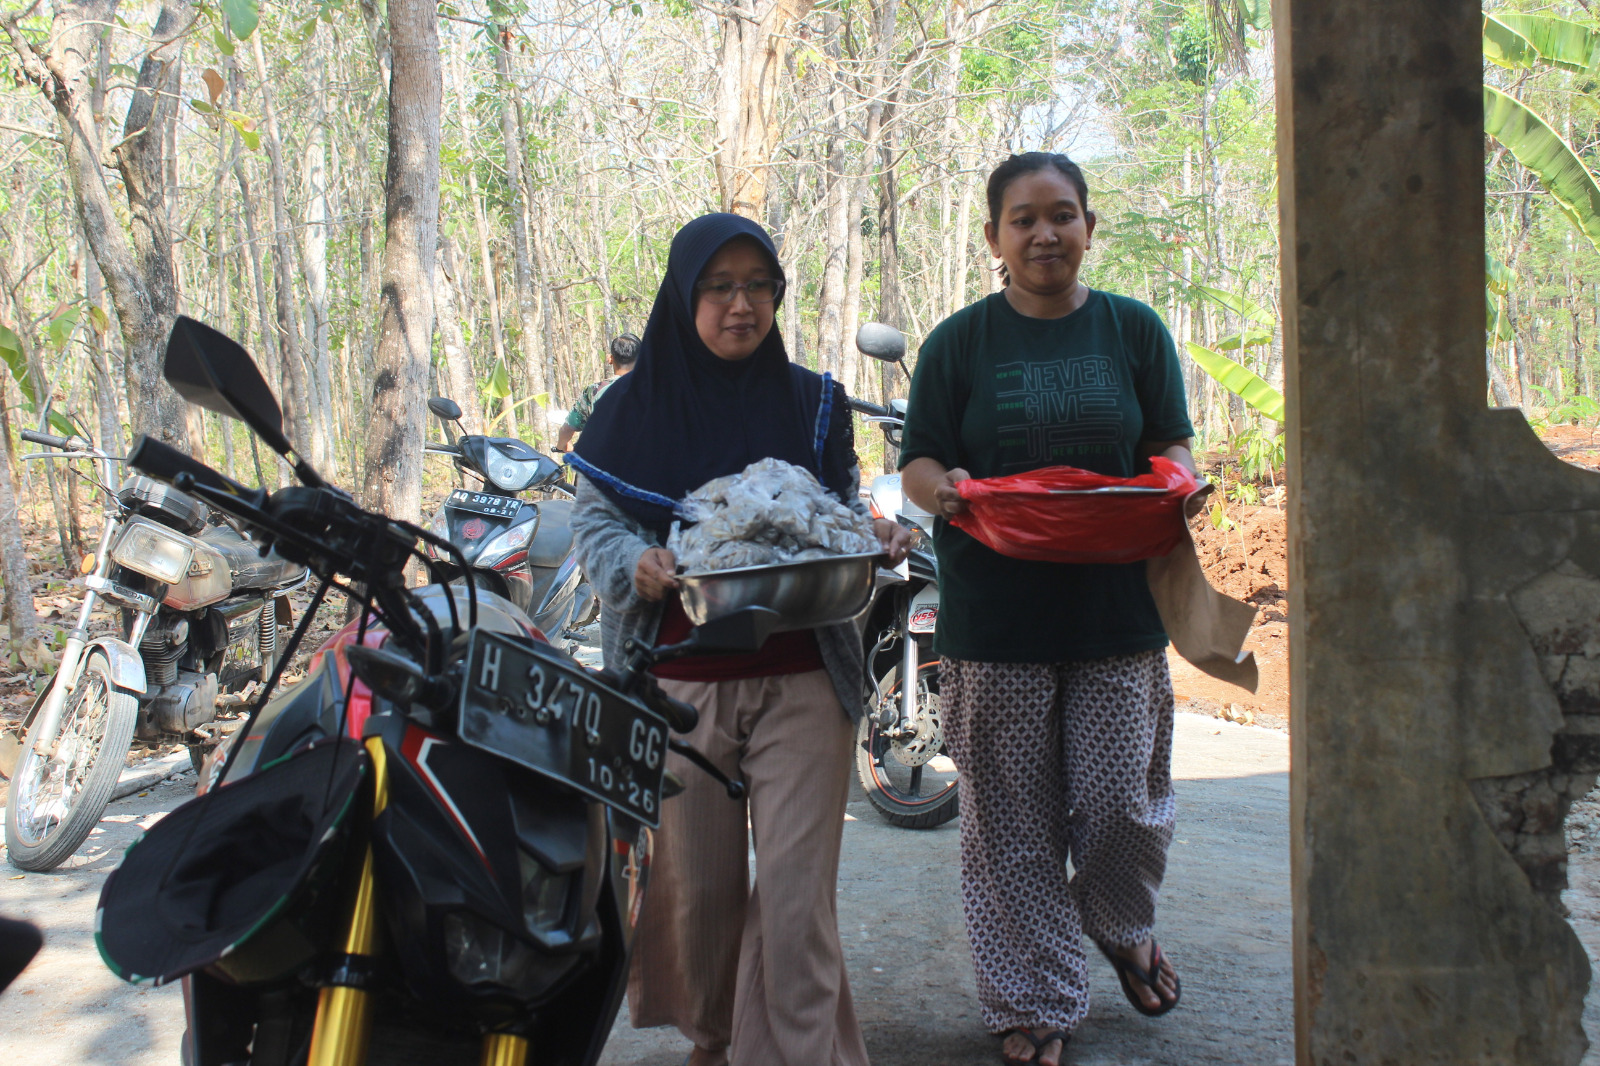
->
[1278,0,1600,1061]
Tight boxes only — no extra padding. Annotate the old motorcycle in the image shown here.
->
[3,424,307,871]
[421,397,599,648]
[846,324,959,828]
[95,316,763,1066]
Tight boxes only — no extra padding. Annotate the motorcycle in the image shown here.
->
[421,397,599,649]
[95,316,764,1066]
[846,324,959,829]
[3,423,307,871]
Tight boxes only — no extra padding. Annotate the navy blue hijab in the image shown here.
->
[568,214,848,539]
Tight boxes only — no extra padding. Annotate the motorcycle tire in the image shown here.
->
[855,661,959,829]
[4,651,139,871]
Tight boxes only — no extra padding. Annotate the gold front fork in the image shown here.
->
[307,738,391,1066]
[479,1032,530,1066]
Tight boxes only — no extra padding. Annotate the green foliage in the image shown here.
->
[1529,384,1600,427]
[1170,10,1213,85]
[1233,424,1284,483]
[221,0,259,40]
[1186,342,1285,422]
[484,360,513,401]
[1485,13,1600,73]
[1484,85,1600,253]
[1193,283,1275,327]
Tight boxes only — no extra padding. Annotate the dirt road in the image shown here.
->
[0,712,1292,1066]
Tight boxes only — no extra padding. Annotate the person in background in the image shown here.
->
[555,332,640,453]
[899,152,1199,1066]
[567,213,908,1066]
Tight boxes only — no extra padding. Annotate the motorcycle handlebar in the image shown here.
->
[20,429,71,449]
[637,676,698,734]
[128,436,259,501]
[847,397,888,418]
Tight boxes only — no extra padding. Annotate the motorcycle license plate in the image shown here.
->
[458,630,668,827]
[447,489,520,519]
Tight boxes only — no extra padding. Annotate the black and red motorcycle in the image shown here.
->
[94,318,765,1066]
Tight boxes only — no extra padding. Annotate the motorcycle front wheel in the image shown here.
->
[4,651,139,871]
[855,660,959,829]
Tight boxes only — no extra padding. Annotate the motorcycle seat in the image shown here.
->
[199,527,306,590]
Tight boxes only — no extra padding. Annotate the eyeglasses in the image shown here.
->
[695,278,784,305]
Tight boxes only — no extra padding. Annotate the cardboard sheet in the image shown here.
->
[1146,486,1259,692]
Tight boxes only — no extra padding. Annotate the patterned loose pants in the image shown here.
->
[940,650,1177,1035]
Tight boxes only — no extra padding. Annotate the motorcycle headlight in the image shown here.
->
[488,457,544,493]
[477,518,536,566]
[519,850,574,936]
[443,911,537,989]
[111,517,194,585]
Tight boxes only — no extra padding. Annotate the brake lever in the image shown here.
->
[666,738,745,800]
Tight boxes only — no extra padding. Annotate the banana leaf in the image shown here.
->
[1192,284,1276,328]
[1495,13,1600,72]
[1484,86,1600,254]
[1186,342,1285,423]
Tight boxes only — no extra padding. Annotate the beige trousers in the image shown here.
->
[627,669,870,1066]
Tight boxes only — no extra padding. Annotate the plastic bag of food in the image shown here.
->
[671,458,879,572]
[949,457,1200,565]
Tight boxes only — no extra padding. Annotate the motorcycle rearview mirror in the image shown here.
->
[165,317,325,487]
[345,644,455,709]
[855,322,905,363]
[686,606,784,655]
[427,397,463,422]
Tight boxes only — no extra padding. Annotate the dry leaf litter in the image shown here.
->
[669,458,878,572]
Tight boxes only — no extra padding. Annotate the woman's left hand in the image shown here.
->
[873,518,912,565]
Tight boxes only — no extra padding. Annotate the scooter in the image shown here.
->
[846,324,959,829]
[421,397,599,647]
[95,316,765,1066]
[3,424,307,871]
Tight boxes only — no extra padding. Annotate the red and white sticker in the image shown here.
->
[908,586,940,634]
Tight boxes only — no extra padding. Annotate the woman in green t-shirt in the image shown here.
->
[900,153,1201,1066]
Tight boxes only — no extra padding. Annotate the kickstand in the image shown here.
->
[667,738,746,800]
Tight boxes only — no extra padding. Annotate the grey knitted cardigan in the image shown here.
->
[570,476,867,722]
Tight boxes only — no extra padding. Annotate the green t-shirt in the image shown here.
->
[899,289,1195,664]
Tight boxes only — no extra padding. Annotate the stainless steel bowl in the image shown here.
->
[678,551,888,632]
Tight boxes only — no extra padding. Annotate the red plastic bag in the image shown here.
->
[949,457,1199,564]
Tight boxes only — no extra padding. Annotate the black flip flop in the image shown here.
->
[998,1027,1071,1065]
[1097,939,1181,1016]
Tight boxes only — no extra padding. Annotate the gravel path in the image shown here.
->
[0,713,1293,1065]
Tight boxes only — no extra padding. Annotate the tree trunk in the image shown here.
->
[486,11,545,402]
[2,0,192,450]
[435,234,481,434]
[361,0,442,527]
[815,13,849,380]
[0,420,39,652]
[714,0,816,218]
[250,35,320,467]
[301,27,337,476]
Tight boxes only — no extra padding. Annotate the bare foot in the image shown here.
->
[1001,1028,1068,1066]
[1116,939,1178,1010]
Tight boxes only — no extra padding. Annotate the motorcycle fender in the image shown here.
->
[907,585,940,634]
[16,637,147,732]
[89,637,147,696]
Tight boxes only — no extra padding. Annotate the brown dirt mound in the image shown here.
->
[1173,504,1290,729]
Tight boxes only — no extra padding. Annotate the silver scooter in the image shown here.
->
[848,325,958,828]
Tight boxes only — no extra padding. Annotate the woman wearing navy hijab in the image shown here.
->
[570,214,907,1066]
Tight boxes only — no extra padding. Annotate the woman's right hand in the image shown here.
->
[933,468,972,519]
[635,547,680,602]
